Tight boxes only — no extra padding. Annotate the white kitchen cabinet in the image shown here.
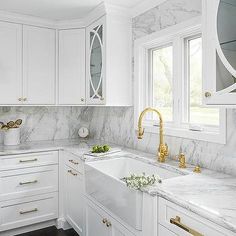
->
[203,0,236,105]
[65,166,84,236]
[0,22,22,105]
[0,22,56,105]
[158,224,177,236]
[86,198,134,236]
[23,25,56,105]
[59,29,86,105]
[86,15,132,106]
[158,197,236,236]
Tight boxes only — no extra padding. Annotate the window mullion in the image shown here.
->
[172,37,182,127]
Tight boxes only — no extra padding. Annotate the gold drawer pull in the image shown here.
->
[20,208,38,215]
[69,159,79,165]
[19,180,38,185]
[102,218,108,224]
[19,158,38,163]
[68,170,78,176]
[170,216,204,236]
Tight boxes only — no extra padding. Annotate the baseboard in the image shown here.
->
[56,217,72,230]
[0,220,57,236]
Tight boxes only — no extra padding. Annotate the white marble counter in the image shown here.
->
[0,139,236,233]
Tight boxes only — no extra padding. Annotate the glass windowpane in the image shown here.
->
[152,45,173,122]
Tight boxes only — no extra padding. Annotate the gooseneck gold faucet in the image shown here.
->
[137,107,168,162]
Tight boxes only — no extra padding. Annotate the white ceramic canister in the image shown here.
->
[3,128,21,146]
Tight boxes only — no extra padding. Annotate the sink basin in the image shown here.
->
[85,157,184,230]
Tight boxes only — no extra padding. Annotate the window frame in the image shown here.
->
[134,17,226,144]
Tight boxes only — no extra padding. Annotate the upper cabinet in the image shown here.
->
[87,18,105,105]
[23,26,56,105]
[0,22,56,105]
[203,0,236,105]
[59,29,86,105]
[0,22,22,105]
[0,4,132,106]
[86,15,132,106]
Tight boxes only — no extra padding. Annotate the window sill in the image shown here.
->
[140,124,226,144]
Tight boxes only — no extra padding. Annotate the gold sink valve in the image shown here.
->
[193,165,201,173]
[179,153,186,168]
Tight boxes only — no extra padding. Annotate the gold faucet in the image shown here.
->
[137,107,168,162]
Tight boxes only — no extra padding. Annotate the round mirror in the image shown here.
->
[217,0,236,72]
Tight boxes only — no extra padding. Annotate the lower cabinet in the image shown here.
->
[158,197,236,236]
[65,166,84,236]
[158,224,177,236]
[86,198,134,236]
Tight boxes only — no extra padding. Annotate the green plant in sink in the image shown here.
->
[92,145,110,153]
[122,173,162,190]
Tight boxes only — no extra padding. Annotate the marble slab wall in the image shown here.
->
[89,0,236,176]
[0,0,236,176]
[0,107,93,143]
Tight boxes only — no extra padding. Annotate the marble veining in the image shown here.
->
[1,138,236,233]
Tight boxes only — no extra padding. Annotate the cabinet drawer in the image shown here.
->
[0,192,58,232]
[0,165,58,201]
[159,198,235,236]
[0,151,58,170]
[65,151,83,174]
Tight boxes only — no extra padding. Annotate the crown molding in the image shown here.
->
[0,10,56,28]
[131,0,167,18]
[0,2,132,30]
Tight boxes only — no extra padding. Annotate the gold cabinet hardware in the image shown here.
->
[170,216,203,236]
[179,153,186,168]
[23,98,27,101]
[102,218,108,224]
[68,170,78,176]
[106,221,112,227]
[81,98,84,102]
[19,158,38,163]
[19,208,38,215]
[193,165,201,173]
[69,159,79,165]
[204,91,211,98]
[100,97,104,101]
[19,180,38,185]
[18,98,23,101]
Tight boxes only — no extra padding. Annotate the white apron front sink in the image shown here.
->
[85,157,184,231]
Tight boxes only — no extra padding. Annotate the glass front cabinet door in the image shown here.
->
[203,0,236,105]
[86,17,105,105]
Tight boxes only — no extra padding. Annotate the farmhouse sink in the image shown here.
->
[85,157,185,230]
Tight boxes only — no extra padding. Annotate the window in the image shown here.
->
[151,44,173,122]
[134,18,226,143]
[184,36,219,127]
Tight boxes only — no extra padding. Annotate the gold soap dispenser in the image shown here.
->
[178,153,186,168]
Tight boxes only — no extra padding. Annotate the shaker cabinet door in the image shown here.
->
[86,17,106,105]
[65,167,84,236]
[59,29,86,105]
[0,22,22,105]
[23,26,56,105]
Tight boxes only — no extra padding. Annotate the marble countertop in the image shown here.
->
[0,139,236,233]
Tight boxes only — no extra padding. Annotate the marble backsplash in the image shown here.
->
[0,0,236,176]
[0,107,93,143]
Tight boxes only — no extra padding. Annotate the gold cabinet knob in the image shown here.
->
[18,98,22,101]
[205,92,211,98]
[102,218,108,224]
[106,222,112,227]
[81,98,84,102]
[23,98,27,101]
